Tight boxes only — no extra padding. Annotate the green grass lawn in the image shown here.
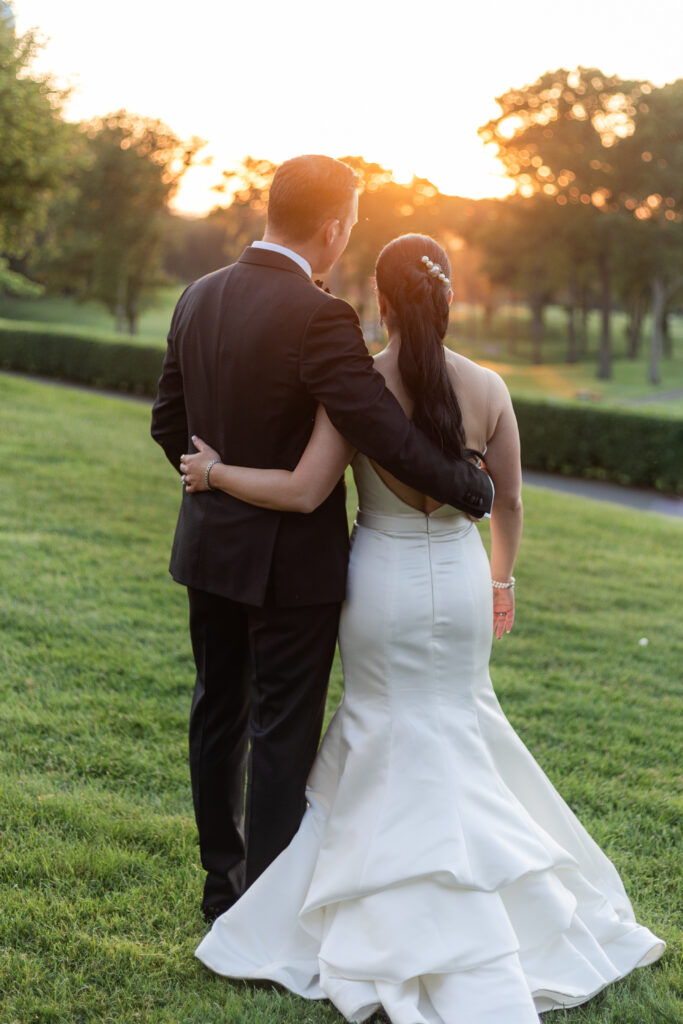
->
[0,285,185,347]
[0,374,681,1024]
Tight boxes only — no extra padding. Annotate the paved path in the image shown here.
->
[622,388,683,406]
[523,471,683,518]
[4,370,682,519]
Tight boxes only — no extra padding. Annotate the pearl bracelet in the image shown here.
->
[205,458,221,490]
[491,577,515,589]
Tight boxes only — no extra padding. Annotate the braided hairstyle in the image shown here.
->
[375,233,474,462]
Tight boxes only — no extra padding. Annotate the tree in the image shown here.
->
[615,80,683,384]
[480,67,647,379]
[470,195,566,364]
[556,202,597,363]
[36,112,203,332]
[0,12,70,292]
[614,241,651,359]
[160,209,229,283]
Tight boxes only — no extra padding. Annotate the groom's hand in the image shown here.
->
[179,436,220,493]
[466,458,493,522]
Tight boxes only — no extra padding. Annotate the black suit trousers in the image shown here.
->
[187,585,341,916]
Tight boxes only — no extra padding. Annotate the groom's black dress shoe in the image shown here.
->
[201,868,242,924]
[202,904,230,925]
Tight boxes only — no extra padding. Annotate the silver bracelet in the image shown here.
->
[492,576,515,589]
[205,458,221,490]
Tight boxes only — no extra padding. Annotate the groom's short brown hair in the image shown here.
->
[267,155,358,243]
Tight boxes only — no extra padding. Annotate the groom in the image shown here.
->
[151,154,493,921]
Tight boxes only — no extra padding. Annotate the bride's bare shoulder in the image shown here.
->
[444,351,512,439]
[445,349,505,390]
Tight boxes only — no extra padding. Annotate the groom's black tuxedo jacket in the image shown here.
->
[151,246,492,607]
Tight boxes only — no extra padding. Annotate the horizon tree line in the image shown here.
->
[0,12,680,383]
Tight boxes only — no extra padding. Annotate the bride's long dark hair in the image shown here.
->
[375,234,474,462]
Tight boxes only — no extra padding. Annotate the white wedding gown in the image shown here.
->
[196,453,665,1023]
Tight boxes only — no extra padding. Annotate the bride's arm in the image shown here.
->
[179,405,355,513]
[481,373,523,637]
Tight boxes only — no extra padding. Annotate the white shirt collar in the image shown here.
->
[252,240,312,278]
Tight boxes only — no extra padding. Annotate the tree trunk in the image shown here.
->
[566,272,578,364]
[649,275,665,385]
[482,299,494,335]
[662,311,672,359]
[626,294,646,359]
[597,251,611,380]
[126,292,139,335]
[530,295,544,365]
[451,312,459,337]
[115,278,126,332]
[469,304,478,340]
[126,303,138,335]
[578,281,589,357]
[506,304,517,355]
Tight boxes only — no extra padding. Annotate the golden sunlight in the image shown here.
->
[171,145,515,217]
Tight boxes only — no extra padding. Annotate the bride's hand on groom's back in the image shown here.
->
[179,436,220,493]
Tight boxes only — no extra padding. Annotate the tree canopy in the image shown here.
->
[0,16,70,294]
[34,112,204,332]
[478,69,683,380]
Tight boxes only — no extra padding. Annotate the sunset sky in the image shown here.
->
[13,0,683,215]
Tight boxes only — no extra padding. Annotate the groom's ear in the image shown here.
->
[321,217,342,247]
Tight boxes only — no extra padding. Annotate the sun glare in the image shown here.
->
[171,145,515,217]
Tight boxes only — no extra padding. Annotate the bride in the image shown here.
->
[180,233,664,1023]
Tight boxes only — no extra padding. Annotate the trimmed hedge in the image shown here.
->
[513,398,683,494]
[0,322,164,396]
[1,322,681,493]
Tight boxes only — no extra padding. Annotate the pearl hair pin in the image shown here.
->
[421,254,450,286]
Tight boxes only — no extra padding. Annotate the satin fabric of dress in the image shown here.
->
[195,454,665,1023]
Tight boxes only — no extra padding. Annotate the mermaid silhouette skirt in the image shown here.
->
[195,458,665,1023]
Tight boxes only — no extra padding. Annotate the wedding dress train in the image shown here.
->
[196,454,665,1023]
